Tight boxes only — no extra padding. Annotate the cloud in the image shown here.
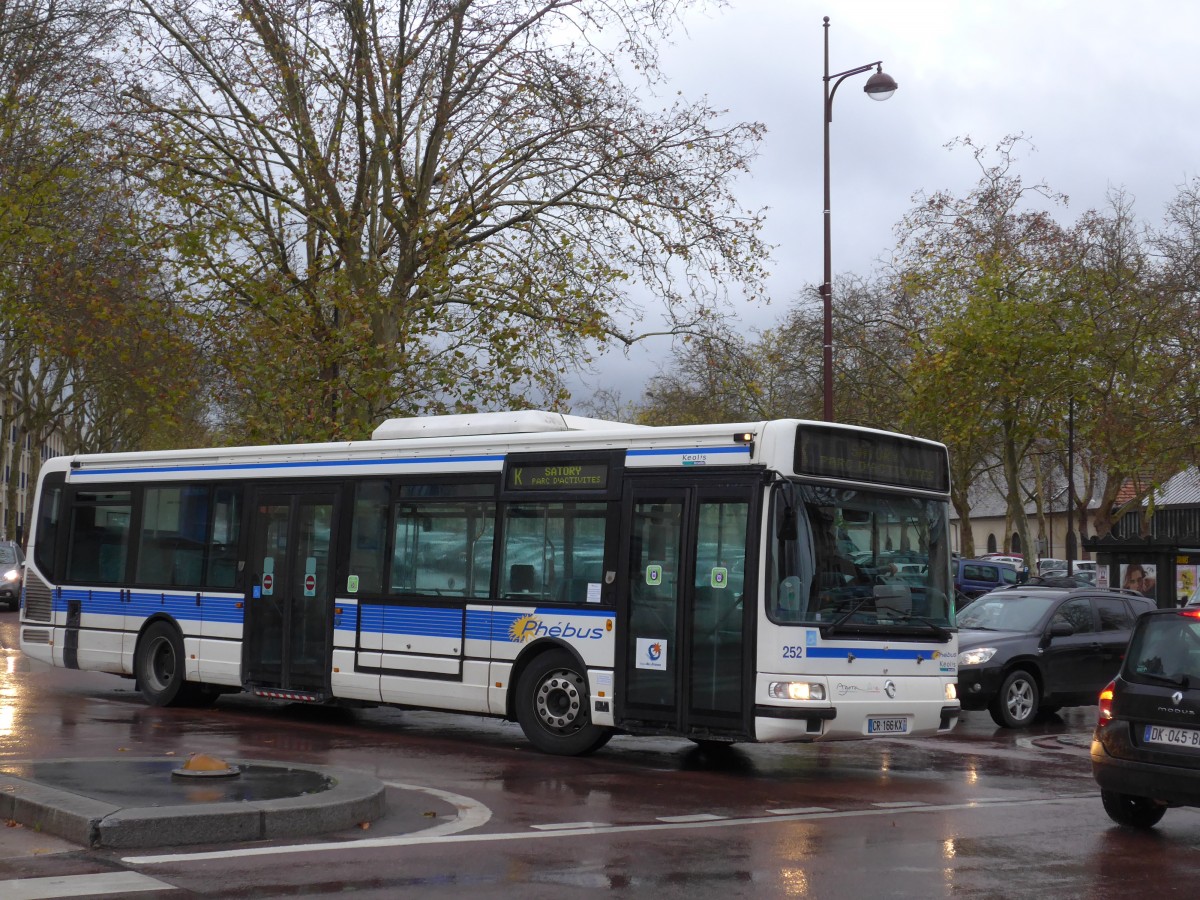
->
[569,0,1200,409]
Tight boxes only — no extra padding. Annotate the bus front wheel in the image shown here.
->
[136,621,190,707]
[515,650,612,756]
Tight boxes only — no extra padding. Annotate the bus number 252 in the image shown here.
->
[782,646,805,659]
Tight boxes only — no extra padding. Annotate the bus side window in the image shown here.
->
[206,486,242,589]
[135,486,210,588]
[389,485,495,599]
[350,481,389,595]
[34,473,65,581]
[66,492,132,585]
[501,501,606,604]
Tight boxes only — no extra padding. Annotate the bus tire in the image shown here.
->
[136,621,190,707]
[515,650,612,756]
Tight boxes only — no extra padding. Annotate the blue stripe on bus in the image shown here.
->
[465,608,491,641]
[70,454,507,478]
[359,605,610,642]
[626,445,750,458]
[804,647,938,661]
[358,605,463,638]
[51,588,243,624]
[49,593,608,640]
[359,605,386,632]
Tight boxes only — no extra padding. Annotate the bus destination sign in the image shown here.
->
[795,427,949,493]
[507,461,610,492]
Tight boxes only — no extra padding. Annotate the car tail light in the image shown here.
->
[1098,680,1115,723]
[1180,609,1200,619]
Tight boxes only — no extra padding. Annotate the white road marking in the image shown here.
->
[656,814,727,823]
[0,871,175,900]
[767,806,835,815]
[123,793,1099,866]
[872,801,928,808]
[530,822,612,831]
[381,781,493,838]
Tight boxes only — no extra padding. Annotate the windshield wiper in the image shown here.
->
[1140,670,1191,689]
[891,613,953,642]
[820,597,875,637]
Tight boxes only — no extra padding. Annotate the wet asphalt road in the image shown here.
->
[1,612,1198,898]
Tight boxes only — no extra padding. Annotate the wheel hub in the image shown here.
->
[148,637,176,691]
[536,671,583,732]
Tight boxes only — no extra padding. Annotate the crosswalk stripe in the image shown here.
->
[0,871,175,900]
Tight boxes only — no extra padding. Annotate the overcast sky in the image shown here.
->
[570,0,1200,410]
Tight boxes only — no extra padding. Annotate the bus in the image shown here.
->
[18,410,959,755]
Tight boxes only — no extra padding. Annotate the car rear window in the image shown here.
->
[963,564,996,580]
[1127,613,1200,680]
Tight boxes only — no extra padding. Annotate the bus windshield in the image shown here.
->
[769,483,954,633]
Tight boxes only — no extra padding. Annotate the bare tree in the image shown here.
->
[120,0,767,441]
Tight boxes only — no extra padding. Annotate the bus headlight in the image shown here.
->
[958,647,996,666]
[768,681,826,701]
[945,682,958,701]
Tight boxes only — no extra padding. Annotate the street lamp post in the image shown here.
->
[1066,398,1077,574]
[822,15,898,421]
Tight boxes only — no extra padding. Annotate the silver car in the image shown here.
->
[0,541,24,611]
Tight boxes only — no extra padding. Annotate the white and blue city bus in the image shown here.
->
[18,411,959,755]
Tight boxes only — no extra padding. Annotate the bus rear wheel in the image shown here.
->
[516,650,612,756]
[136,621,192,707]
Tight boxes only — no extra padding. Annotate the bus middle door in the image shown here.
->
[243,486,338,698]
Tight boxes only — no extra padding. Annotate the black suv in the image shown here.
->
[957,586,1155,728]
[1091,607,1200,828]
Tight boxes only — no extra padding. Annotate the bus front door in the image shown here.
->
[243,487,338,697]
[616,478,756,740]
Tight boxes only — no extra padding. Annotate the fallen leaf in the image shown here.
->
[358,821,371,830]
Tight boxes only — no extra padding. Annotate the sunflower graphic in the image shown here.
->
[508,615,538,643]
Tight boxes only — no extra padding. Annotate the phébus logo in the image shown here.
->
[508,614,605,643]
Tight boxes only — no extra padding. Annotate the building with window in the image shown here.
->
[1,393,66,545]
[951,478,1098,567]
